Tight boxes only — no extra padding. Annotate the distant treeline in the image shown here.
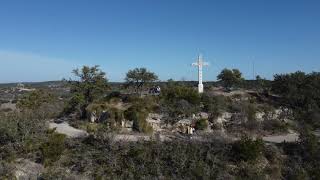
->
[0,79,271,90]
[0,81,64,88]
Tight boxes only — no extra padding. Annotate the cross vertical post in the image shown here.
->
[192,54,209,93]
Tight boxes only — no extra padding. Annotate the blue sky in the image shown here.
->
[0,0,319,83]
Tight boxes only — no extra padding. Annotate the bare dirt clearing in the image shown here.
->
[49,121,88,138]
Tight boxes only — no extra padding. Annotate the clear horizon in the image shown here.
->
[0,0,320,83]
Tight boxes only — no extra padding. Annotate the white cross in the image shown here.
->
[192,54,209,93]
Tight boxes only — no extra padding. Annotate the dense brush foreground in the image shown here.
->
[1,125,319,179]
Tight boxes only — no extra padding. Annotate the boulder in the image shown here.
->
[146,113,163,131]
[14,159,44,180]
[216,112,232,124]
[199,112,209,119]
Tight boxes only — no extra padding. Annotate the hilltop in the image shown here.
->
[0,66,319,179]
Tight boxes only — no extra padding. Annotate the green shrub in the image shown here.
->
[0,128,15,146]
[202,94,228,119]
[89,123,100,133]
[124,105,153,134]
[161,85,201,105]
[63,93,85,115]
[299,129,319,159]
[86,103,124,127]
[17,89,55,110]
[236,161,266,180]
[195,119,208,130]
[160,85,201,122]
[122,94,140,103]
[106,91,121,100]
[167,99,199,120]
[124,104,147,122]
[133,116,153,134]
[262,119,289,133]
[125,95,158,113]
[0,144,16,163]
[40,133,66,167]
[232,136,265,162]
[104,107,124,128]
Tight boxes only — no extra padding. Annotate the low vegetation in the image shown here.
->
[195,118,208,130]
[124,102,153,134]
[160,84,201,124]
[0,66,320,179]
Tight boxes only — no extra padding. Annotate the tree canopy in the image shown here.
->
[217,68,243,89]
[65,65,108,118]
[125,67,158,94]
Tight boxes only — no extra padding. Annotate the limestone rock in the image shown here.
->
[146,113,163,132]
[199,112,209,119]
[14,159,44,180]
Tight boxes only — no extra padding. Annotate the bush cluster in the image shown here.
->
[124,98,154,134]
[161,84,201,105]
[272,71,320,128]
[202,94,229,121]
[43,137,232,179]
[40,133,66,167]
[195,119,208,130]
[232,136,265,162]
[160,85,201,123]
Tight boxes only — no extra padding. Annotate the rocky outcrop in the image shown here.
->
[146,113,163,131]
[14,159,44,180]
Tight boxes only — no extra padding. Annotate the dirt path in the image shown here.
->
[113,134,151,142]
[49,122,88,138]
[262,133,299,143]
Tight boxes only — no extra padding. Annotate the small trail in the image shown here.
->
[262,133,299,143]
[49,122,88,138]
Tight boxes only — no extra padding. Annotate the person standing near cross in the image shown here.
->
[192,54,209,93]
